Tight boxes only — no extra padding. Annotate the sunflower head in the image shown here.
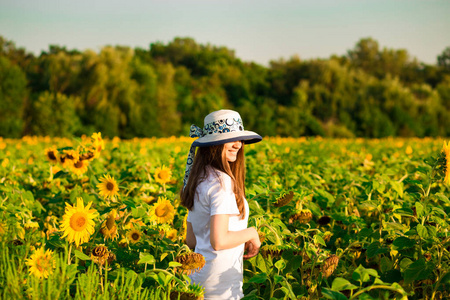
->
[260,244,290,259]
[290,209,312,224]
[160,227,178,241]
[97,174,119,200]
[150,196,175,224]
[127,229,142,244]
[60,197,98,247]
[154,165,172,185]
[60,149,80,168]
[175,253,206,275]
[91,244,112,266]
[317,215,331,226]
[101,210,118,240]
[90,132,104,158]
[322,254,339,278]
[169,282,205,300]
[70,159,89,175]
[274,191,294,207]
[44,147,59,164]
[25,247,55,279]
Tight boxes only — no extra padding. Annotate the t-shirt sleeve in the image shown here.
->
[208,173,240,216]
[186,211,192,222]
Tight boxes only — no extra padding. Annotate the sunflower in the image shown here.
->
[25,247,55,279]
[70,159,89,175]
[274,191,294,207]
[60,149,80,168]
[154,165,172,185]
[322,254,339,278]
[91,244,115,266]
[44,147,59,164]
[60,197,98,247]
[175,253,206,275]
[97,174,119,200]
[91,132,104,159]
[160,225,178,241]
[127,229,142,244]
[442,141,450,185]
[170,283,205,300]
[149,197,175,224]
[100,210,118,240]
[290,209,313,224]
[260,245,289,259]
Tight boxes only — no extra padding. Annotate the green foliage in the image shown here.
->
[1,35,450,138]
[29,91,81,136]
[0,56,27,137]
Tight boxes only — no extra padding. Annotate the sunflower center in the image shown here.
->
[70,212,87,231]
[106,182,115,191]
[74,160,83,168]
[48,152,56,160]
[156,204,169,217]
[131,233,140,240]
[158,171,170,180]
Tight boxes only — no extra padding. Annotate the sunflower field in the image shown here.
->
[0,134,449,299]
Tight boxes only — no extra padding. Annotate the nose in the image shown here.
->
[232,141,242,149]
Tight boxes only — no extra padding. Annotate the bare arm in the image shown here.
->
[210,214,260,254]
[186,221,197,250]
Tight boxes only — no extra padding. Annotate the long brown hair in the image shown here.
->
[180,143,246,219]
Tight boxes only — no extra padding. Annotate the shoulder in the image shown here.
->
[206,167,232,188]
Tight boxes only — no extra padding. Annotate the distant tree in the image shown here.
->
[0,56,27,137]
[127,58,159,137]
[438,47,450,70]
[348,38,380,74]
[29,91,81,136]
[155,62,181,136]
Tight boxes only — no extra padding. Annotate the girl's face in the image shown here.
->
[223,141,242,162]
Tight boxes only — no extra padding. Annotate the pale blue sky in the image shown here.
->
[1,0,449,65]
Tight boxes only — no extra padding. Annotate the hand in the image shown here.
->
[243,230,261,260]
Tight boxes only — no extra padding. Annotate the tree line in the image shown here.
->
[1,35,450,138]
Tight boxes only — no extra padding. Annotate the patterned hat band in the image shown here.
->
[190,118,244,138]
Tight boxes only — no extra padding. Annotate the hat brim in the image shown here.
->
[192,130,262,147]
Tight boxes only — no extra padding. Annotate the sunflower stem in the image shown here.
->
[67,244,72,265]
[259,223,282,246]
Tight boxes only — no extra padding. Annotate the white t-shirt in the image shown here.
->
[187,167,249,300]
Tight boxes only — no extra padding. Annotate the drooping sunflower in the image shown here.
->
[91,244,115,266]
[274,191,294,207]
[175,253,206,275]
[322,255,339,278]
[70,159,89,176]
[60,197,98,247]
[100,210,118,240]
[127,228,142,244]
[44,147,59,164]
[149,197,175,224]
[97,174,119,200]
[170,283,205,300]
[442,141,450,185]
[25,247,56,279]
[154,165,172,185]
[289,209,313,224]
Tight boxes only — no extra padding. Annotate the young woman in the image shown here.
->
[181,109,262,299]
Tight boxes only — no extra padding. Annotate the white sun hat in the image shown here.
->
[183,109,262,187]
